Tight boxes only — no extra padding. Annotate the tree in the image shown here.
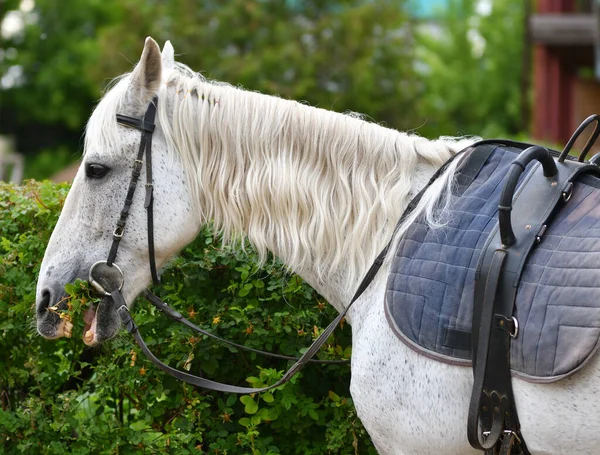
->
[415,0,526,138]
[0,0,123,174]
[1,0,416,178]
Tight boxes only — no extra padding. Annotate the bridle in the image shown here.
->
[86,96,456,393]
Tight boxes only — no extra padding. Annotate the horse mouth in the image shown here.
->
[37,292,121,346]
[81,296,120,346]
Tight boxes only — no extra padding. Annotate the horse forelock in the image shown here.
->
[83,74,132,159]
[86,62,476,292]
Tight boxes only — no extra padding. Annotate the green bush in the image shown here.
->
[0,180,375,454]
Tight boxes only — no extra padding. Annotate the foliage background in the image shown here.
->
[0,180,371,454]
[0,0,528,453]
[0,0,527,179]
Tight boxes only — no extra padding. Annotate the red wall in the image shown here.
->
[533,0,574,145]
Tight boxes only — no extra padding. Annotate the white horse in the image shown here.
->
[35,38,600,455]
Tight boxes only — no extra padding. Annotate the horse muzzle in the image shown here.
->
[36,261,126,346]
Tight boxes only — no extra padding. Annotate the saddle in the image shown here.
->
[385,116,600,454]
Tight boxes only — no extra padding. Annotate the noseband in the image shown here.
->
[88,97,404,393]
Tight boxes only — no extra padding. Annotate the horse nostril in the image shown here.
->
[38,290,51,314]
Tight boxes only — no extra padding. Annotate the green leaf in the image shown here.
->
[238,417,252,428]
[256,407,279,422]
[261,393,274,403]
[64,283,77,295]
[238,284,252,297]
[130,420,151,431]
[328,391,341,403]
[240,396,259,415]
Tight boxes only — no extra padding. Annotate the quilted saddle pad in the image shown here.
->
[385,142,600,383]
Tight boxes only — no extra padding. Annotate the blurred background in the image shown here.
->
[2,2,599,452]
[0,0,596,183]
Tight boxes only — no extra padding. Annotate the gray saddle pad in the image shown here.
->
[385,143,600,383]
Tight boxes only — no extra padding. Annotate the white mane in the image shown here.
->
[85,64,475,291]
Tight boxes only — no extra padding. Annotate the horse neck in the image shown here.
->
[161,78,464,312]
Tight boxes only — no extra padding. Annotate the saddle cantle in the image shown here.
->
[386,140,600,382]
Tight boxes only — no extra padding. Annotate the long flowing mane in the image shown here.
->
[85,64,475,290]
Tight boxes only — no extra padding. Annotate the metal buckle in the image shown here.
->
[89,261,124,296]
[535,224,547,244]
[113,226,124,239]
[509,316,519,339]
[132,160,144,176]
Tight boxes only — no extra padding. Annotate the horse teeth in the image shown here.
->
[58,320,73,338]
[84,329,94,344]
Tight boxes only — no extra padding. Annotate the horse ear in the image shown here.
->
[127,37,162,110]
[162,40,175,71]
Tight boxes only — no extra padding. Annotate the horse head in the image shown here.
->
[36,38,199,345]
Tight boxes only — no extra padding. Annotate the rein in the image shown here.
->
[142,289,347,364]
[89,97,458,393]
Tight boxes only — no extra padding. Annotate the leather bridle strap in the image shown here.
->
[108,97,160,284]
[142,289,349,364]
[115,288,351,393]
[101,100,470,393]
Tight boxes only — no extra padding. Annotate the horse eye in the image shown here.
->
[85,163,110,179]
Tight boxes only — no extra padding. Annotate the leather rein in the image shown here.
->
[88,97,402,393]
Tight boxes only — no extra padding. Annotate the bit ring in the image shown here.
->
[89,261,124,296]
